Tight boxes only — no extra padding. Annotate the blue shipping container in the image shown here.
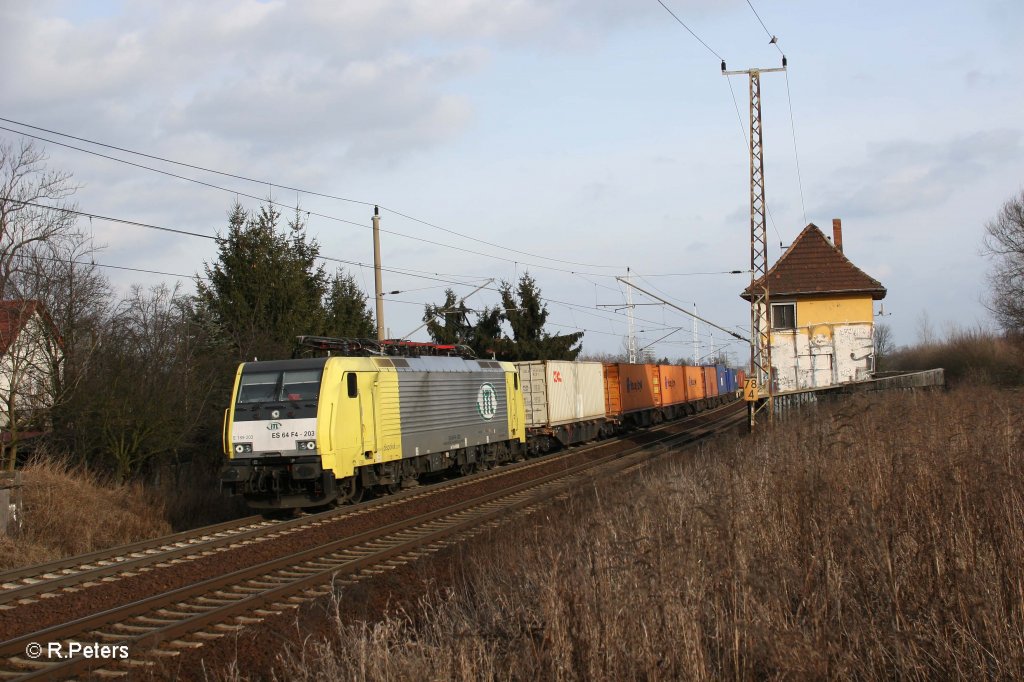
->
[715,364,728,394]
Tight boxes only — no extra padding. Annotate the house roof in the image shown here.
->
[0,300,49,355]
[741,223,887,301]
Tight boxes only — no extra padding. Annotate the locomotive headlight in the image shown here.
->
[234,444,244,454]
[233,443,253,454]
[297,440,317,451]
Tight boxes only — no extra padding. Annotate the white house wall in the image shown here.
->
[770,322,875,393]
[0,314,59,430]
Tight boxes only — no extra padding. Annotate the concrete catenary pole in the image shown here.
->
[372,206,385,343]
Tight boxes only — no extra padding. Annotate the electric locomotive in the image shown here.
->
[220,338,526,511]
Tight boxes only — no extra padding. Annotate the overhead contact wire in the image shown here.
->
[0,118,620,270]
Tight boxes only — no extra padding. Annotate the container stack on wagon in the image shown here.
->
[516,360,608,450]
[603,363,663,426]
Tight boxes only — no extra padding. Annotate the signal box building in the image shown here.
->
[741,219,886,393]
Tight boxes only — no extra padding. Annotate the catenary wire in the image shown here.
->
[5,195,745,344]
[0,125,620,276]
[0,118,621,270]
[740,1,809,225]
[745,0,785,55]
[654,0,724,61]
[1,197,493,290]
[0,125,752,282]
[723,77,785,245]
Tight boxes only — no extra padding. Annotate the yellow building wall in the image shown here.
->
[767,294,877,392]
[795,296,872,326]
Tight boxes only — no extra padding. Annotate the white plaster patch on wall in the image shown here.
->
[770,322,875,392]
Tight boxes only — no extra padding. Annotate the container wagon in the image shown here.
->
[658,364,695,419]
[702,366,719,404]
[516,360,609,451]
[603,363,663,427]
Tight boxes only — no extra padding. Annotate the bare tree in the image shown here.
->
[66,284,221,480]
[983,189,1024,333]
[873,322,894,372]
[0,140,80,297]
[0,140,92,467]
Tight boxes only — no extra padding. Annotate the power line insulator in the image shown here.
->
[721,60,726,72]
[782,55,787,68]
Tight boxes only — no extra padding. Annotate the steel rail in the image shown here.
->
[0,400,737,606]
[0,403,744,680]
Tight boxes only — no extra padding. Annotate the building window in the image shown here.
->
[772,303,796,330]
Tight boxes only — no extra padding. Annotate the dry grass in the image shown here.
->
[270,386,1024,680]
[0,455,171,570]
[885,328,1024,386]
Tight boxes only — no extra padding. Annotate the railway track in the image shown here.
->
[0,401,736,609]
[0,401,744,680]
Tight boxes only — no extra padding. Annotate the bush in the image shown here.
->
[885,328,1024,386]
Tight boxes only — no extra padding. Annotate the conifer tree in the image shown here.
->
[323,269,375,339]
[499,272,583,361]
[197,201,327,360]
[423,289,473,345]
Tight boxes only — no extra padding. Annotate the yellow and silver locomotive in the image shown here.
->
[220,340,526,511]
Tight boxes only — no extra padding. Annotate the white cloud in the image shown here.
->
[816,130,1022,219]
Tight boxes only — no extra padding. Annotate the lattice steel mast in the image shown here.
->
[723,58,786,426]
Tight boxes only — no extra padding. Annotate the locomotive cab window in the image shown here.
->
[771,303,796,330]
[237,368,323,404]
[347,372,358,398]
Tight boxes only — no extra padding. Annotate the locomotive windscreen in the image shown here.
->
[237,368,323,404]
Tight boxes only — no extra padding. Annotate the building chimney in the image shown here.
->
[832,218,844,253]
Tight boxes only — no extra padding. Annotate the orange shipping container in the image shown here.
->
[702,366,719,399]
[605,363,661,414]
[683,366,705,402]
[658,365,688,407]
[603,363,621,416]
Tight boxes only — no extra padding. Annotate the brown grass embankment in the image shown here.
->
[885,328,1024,386]
[268,386,1023,680]
[0,455,171,570]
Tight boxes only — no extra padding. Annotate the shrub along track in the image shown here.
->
[0,401,745,680]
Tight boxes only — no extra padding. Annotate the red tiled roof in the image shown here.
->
[0,300,43,355]
[741,223,887,301]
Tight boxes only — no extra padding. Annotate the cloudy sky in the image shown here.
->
[2,0,1022,361]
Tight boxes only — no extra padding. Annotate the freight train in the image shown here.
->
[220,337,743,512]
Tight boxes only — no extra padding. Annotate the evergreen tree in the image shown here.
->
[196,202,327,360]
[423,289,473,345]
[323,269,375,338]
[470,304,504,359]
[498,272,583,361]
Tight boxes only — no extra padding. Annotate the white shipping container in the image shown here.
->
[516,361,606,427]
